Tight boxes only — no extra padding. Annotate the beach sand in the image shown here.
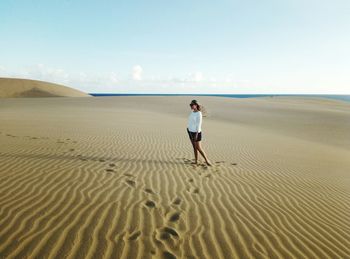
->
[0,96,349,258]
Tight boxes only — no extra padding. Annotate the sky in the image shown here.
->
[0,0,349,94]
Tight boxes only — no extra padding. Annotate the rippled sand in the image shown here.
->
[0,96,349,258]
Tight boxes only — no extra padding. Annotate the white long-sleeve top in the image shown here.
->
[187,111,202,133]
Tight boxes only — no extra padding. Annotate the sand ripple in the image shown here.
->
[0,96,349,258]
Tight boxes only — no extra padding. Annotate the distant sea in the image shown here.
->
[89,93,350,103]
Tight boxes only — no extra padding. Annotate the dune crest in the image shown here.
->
[0,78,90,98]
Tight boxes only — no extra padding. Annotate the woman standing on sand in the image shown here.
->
[187,100,212,166]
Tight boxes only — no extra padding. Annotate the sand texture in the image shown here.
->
[0,96,349,259]
[0,78,91,98]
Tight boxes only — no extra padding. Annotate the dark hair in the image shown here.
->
[190,100,203,112]
[192,103,201,111]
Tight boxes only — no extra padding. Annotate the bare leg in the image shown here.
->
[191,139,198,164]
[195,141,212,166]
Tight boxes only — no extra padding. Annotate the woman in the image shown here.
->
[187,100,212,166]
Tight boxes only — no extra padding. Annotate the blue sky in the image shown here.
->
[0,0,349,93]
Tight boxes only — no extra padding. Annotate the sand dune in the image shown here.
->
[0,96,349,258]
[0,78,91,98]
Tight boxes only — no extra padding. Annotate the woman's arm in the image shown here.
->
[195,112,202,140]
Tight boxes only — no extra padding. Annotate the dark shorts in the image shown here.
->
[187,128,202,142]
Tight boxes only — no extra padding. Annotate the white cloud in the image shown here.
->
[156,72,204,84]
[0,64,125,92]
[0,64,249,93]
[132,65,143,80]
[25,64,70,84]
[187,71,203,82]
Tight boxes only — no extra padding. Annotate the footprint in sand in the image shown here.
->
[181,158,196,165]
[160,227,179,240]
[164,227,179,237]
[172,198,181,205]
[105,169,115,173]
[99,158,106,162]
[124,173,134,177]
[144,188,154,194]
[169,212,181,222]
[214,161,226,166]
[128,230,141,241]
[199,164,208,169]
[160,232,170,240]
[193,188,199,194]
[69,148,75,152]
[125,180,136,187]
[145,200,156,208]
[109,163,116,167]
[163,251,177,259]
[231,163,237,166]
[188,178,194,183]
[77,155,87,161]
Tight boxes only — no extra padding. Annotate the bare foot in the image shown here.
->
[205,161,212,166]
[191,161,198,165]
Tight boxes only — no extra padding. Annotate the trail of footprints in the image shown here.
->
[0,131,239,258]
[144,195,183,258]
[122,159,237,257]
[122,182,183,258]
[120,173,185,258]
[132,158,238,257]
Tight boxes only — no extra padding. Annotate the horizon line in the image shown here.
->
[89,93,350,96]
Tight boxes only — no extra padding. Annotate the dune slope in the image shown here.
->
[0,78,90,98]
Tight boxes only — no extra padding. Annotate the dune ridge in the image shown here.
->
[0,78,91,98]
[0,96,349,258]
